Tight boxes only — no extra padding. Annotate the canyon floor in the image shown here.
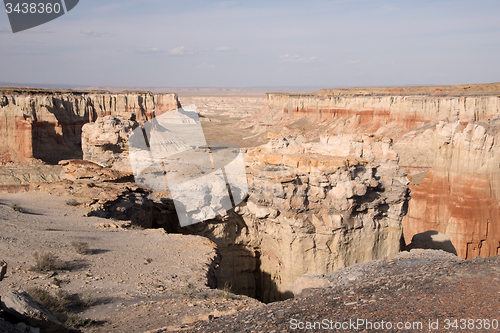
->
[3,192,498,333]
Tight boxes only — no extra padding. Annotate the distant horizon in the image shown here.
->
[3,80,500,94]
[2,1,499,88]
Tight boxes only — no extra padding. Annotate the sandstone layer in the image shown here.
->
[181,135,409,302]
[0,88,179,164]
[242,83,500,260]
[403,120,500,258]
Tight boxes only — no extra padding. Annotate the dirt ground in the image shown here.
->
[0,192,262,332]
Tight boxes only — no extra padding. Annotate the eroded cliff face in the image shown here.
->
[182,136,409,302]
[244,84,500,260]
[403,120,500,258]
[259,92,500,138]
[0,88,179,164]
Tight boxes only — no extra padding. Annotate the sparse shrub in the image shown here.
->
[65,314,96,329]
[218,282,235,300]
[70,241,91,255]
[65,199,80,207]
[10,204,22,212]
[72,293,96,308]
[26,287,66,313]
[30,252,62,272]
[55,290,72,301]
[26,288,97,329]
[52,277,62,287]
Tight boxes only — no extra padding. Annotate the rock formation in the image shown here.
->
[403,120,500,258]
[182,135,409,302]
[4,83,500,305]
[70,111,410,302]
[242,83,500,260]
[58,159,130,183]
[81,116,139,173]
[0,88,179,164]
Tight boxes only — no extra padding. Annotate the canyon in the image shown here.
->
[1,83,500,331]
[0,88,179,164]
[243,83,500,259]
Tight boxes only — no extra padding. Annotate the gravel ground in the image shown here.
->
[173,250,500,332]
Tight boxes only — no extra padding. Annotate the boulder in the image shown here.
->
[0,290,79,333]
[58,159,131,183]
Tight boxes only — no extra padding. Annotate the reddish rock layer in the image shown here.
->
[0,89,179,164]
[404,171,500,258]
[245,85,500,259]
[403,121,500,259]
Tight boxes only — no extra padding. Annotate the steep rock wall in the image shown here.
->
[0,89,179,164]
[182,136,409,302]
[403,120,500,258]
[265,93,500,134]
[244,85,500,260]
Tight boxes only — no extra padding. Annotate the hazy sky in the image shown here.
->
[1,0,499,88]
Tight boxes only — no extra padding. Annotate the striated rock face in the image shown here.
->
[182,136,409,302]
[0,88,179,164]
[255,92,500,140]
[243,84,500,260]
[81,116,139,172]
[403,120,500,258]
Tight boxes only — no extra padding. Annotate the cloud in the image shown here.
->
[169,46,186,55]
[344,60,361,65]
[81,30,114,38]
[215,46,233,52]
[279,54,317,63]
[195,62,215,69]
[0,49,50,56]
[134,47,162,54]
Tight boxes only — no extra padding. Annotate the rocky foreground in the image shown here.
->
[173,250,500,333]
[0,192,261,333]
